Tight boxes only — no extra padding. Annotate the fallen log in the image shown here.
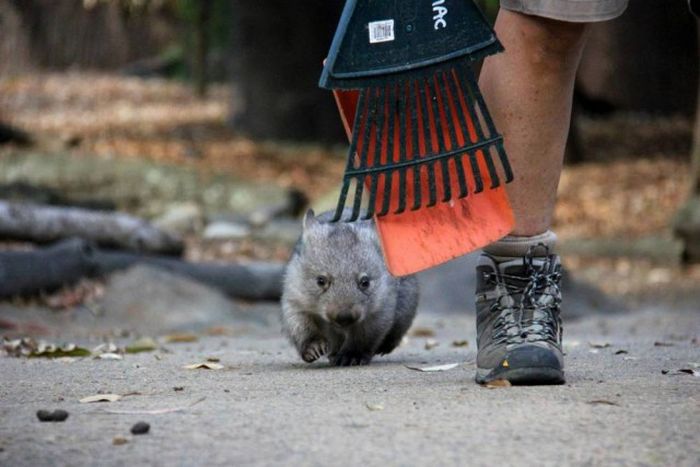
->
[0,201,183,255]
[0,239,284,301]
[0,181,116,211]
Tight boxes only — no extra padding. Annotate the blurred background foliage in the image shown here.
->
[0,0,699,297]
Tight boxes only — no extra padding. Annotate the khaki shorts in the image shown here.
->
[500,0,628,22]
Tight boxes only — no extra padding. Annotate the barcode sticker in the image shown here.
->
[368,19,395,44]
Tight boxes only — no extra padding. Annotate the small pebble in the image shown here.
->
[130,421,150,435]
[36,409,68,422]
[36,410,54,422]
[52,410,69,422]
[112,436,128,446]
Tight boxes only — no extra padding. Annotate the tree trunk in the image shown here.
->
[193,0,213,98]
[578,0,698,115]
[672,18,700,262]
[0,238,284,301]
[228,0,346,142]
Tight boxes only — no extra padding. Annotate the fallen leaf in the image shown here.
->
[80,394,122,403]
[205,326,233,336]
[125,337,157,354]
[424,339,439,350]
[104,397,205,415]
[451,340,469,347]
[112,437,128,446]
[410,327,436,338]
[93,343,118,354]
[365,403,384,411]
[614,349,628,355]
[95,353,123,360]
[184,362,224,370]
[586,400,620,406]
[588,341,611,349]
[405,363,459,372]
[163,333,198,343]
[482,379,512,389]
[653,341,675,347]
[21,339,92,358]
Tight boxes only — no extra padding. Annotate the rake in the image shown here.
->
[320,0,515,275]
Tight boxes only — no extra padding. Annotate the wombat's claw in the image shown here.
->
[330,353,372,366]
[301,340,328,363]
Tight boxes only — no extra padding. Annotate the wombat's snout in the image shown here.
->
[333,310,359,327]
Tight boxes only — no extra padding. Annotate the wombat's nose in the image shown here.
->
[334,311,358,327]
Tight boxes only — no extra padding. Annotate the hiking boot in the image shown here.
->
[475,244,565,385]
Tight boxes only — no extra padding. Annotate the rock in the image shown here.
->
[100,265,236,334]
[248,188,308,227]
[203,221,250,241]
[153,202,203,235]
[130,422,150,435]
[252,219,302,245]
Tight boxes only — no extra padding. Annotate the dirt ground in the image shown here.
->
[1,72,699,304]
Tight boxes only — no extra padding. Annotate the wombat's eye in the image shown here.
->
[316,275,329,289]
[358,275,370,290]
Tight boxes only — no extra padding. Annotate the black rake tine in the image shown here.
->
[429,74,452,203]
[495,140,514,183]
[450,68,484,193]
[378,83,397,217]
[462,65,501,188]
[394,81,408,215]
[418,80,438,208]
[363,85,386,220]
[443,70,470,198]
[332,88,369,222]
[349,87,377,221]
[410,80,423,211]
[468,151,484,193]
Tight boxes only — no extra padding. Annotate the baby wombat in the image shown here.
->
[281,209,419,366]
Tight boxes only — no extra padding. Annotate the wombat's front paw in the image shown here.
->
[329,351,373,367]
[301,339,328,363]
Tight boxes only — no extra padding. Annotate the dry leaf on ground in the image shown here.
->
[79,394,122,403]
[405,363,459,372]
[95,353,123,360]
[481,379,512,389]
[103,397,206,415]
[125,337,158,354]
[163,333,198,343]
[586,400,620,406]
[424,339,439,350]
[184,362,224,370]
[410,327,436,338]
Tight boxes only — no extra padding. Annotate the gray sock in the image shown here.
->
[482,230,557,261]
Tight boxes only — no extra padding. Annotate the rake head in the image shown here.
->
[320,0,513,222]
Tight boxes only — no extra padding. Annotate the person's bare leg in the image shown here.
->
[479,10,588,236]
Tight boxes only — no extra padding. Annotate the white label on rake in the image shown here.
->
[368,19,395,43]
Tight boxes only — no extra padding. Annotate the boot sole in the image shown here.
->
[475,366,565,385]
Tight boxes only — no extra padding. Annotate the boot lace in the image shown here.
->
[485,244,562,347]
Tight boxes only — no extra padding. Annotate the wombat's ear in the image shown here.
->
[302,209,317,231]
